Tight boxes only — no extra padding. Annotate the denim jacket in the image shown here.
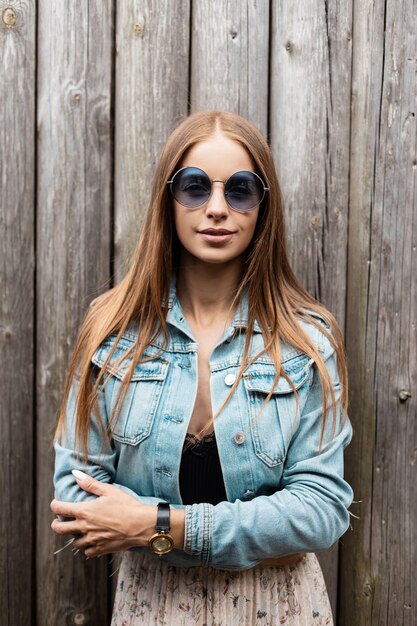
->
[53,277,354,571]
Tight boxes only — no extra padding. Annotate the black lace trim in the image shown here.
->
[183,430,216,454]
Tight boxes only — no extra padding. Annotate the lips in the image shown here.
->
[199,228,236,235]
[198,228,237,245]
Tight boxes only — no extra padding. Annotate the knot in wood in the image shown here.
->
[73,613,87,625]
[230,29,238,39]
[399,389,411,402]
[2,7,17,27]
[285,40,294,53]
[363,583,373,597]
[134,22,144,36]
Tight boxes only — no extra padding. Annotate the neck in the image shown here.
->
[175,255,243,326]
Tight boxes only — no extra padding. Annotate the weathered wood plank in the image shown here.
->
[190,0,269,135]
[340,0,417,624]
[0,1,36,624]
[269,2,353,619]
[114,0,191,278]
[36,1,113,624]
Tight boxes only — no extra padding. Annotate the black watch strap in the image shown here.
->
[156,502,170,532]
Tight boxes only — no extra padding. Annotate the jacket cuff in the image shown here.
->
[184,502,212,565]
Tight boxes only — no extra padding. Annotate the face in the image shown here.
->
[171,134,261,266]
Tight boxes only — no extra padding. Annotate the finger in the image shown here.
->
[50,499,81,517]
[73,536,92,550]
[72,470,109,496]
[51,519,85,536]
[85,546,107,558]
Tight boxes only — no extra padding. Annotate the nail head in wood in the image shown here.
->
[398,389,411,402]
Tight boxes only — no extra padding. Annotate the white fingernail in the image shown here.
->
[72,469,89,481]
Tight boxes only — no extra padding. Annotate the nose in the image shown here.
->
[205,181,229,219]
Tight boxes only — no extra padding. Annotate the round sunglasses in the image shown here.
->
[167,166,269,213]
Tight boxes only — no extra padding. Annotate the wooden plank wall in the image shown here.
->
[340,1,417,624]
[0,1,415,624]
[36,2,113,624]
[0,1,36,624]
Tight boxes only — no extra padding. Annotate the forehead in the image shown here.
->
[180,135,255,175]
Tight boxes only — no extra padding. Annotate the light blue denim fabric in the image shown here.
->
[53,276,353,570]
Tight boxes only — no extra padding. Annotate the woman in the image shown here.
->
[51,110,353,625]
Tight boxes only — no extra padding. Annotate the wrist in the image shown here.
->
[147,502,185,556]
[131,503,186,551]
[129,503,158,548]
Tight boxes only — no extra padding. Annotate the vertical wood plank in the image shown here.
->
[340,0,417,624]
[269,2,353,619]
[338,1,385,618]
[190,0,269,135]
[0,1,36,624]
[114,0,191,278]
[36,2,113,624]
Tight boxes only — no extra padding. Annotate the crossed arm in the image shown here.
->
[52,348,353,567]
[50,469,185,557]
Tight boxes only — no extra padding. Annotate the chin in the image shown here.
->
[187,249,241,265]
[178,238,249,265]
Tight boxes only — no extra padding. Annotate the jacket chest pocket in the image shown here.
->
[109,358,169,446]
[242,355,314,468]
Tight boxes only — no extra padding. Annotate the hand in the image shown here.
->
[50,470,156,557]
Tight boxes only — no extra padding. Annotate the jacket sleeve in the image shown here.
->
[183,344,354,570]
[53,369,185,518]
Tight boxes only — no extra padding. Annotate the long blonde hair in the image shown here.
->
[53,110,348,464]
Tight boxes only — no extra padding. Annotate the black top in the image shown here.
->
[179,430,227,505]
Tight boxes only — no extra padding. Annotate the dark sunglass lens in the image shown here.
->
[225,172,264,211]
[171,167,210,207]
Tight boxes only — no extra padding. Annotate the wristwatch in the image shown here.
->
[148,502,175,556]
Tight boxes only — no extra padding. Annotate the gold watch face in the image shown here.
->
[148,532,175,555]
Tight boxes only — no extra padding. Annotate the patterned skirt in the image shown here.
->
[110,550,333,625]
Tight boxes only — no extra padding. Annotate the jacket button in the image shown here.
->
[234,431,246,444]
[318,344,325,353]
[225,373,236,386]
